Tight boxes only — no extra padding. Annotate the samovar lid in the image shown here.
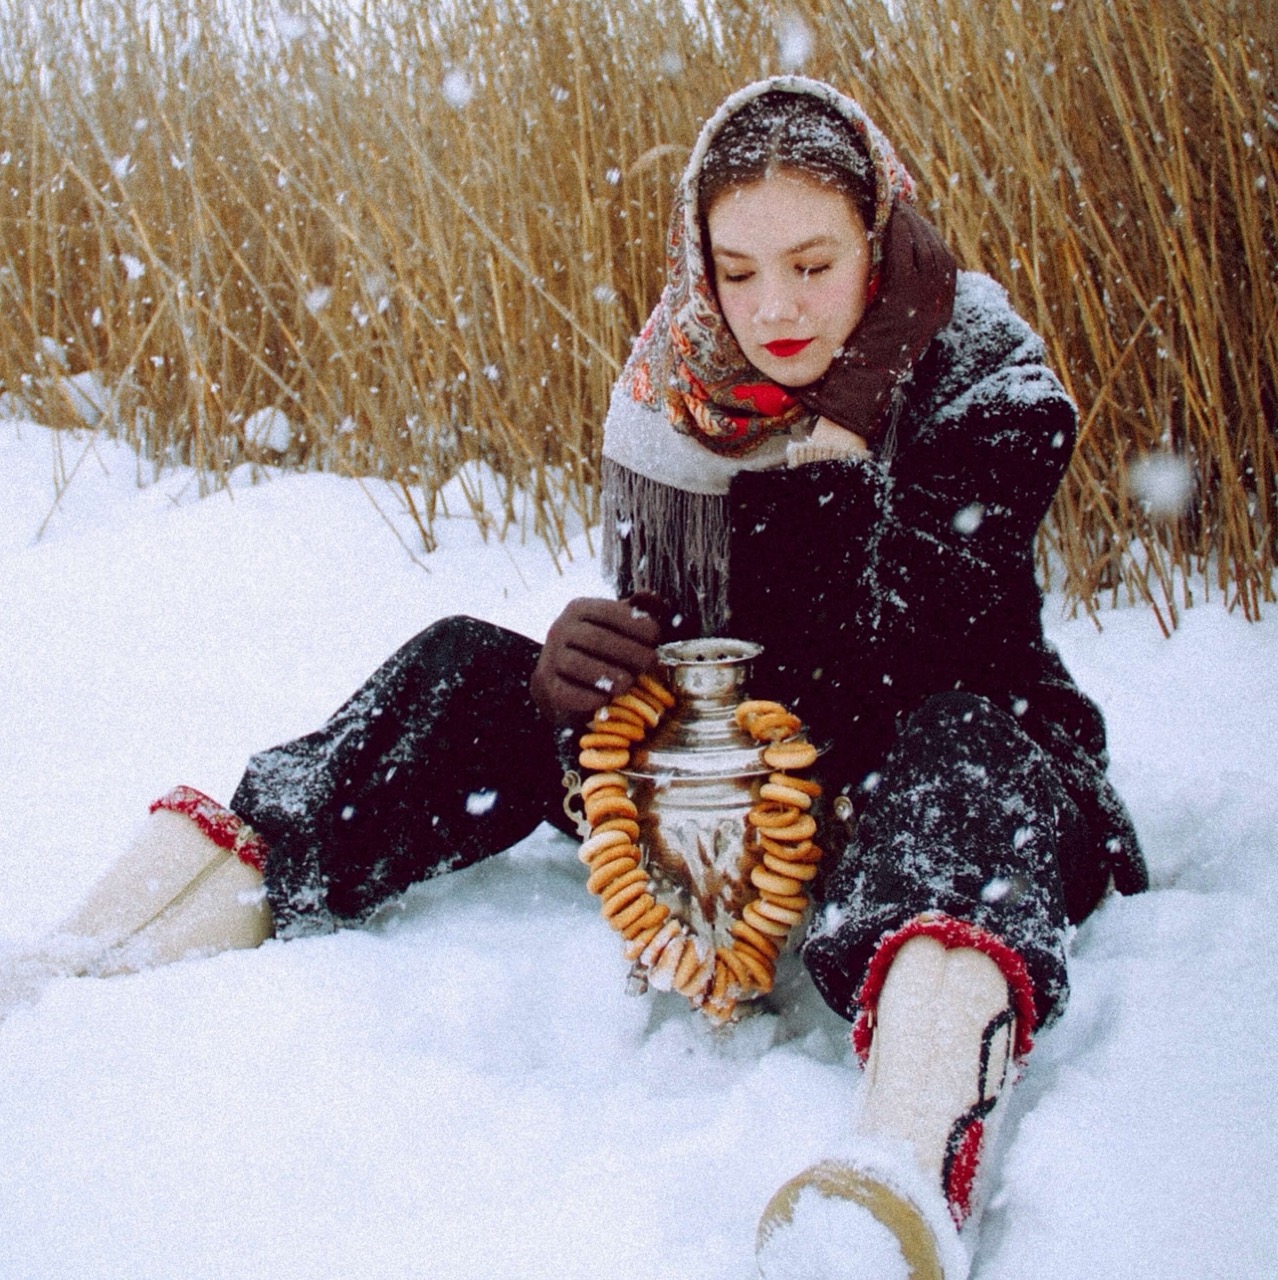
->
[623,637,773,781]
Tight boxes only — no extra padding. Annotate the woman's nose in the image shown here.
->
[753,281,800,325]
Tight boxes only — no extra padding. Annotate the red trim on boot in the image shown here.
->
[150,786,270,874]
[945,1114,985,1226]
[850,913,1037,1064]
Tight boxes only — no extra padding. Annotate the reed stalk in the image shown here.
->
[0,0,1271,624]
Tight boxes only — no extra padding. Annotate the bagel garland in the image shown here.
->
[577,683,825,1024]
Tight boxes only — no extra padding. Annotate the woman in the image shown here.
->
[10,78,1144,1277]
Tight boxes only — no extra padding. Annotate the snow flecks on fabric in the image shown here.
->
[466,789,498,816]
[803,693,1074,1032]
[928,274,1048,412]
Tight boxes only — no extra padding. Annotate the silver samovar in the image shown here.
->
[566,637,825,1013]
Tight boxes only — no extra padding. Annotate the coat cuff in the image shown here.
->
[785,438,871,468]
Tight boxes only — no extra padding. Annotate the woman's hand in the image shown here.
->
[531,593,666,726]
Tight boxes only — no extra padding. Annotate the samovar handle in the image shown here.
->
[561,770,593,838]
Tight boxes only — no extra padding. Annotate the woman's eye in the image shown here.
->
[799,262,831,279]
[720,270,753,285]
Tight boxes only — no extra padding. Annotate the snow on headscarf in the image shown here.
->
[618,77,916,460]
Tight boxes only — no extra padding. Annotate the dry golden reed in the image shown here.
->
[0,0,1272,625]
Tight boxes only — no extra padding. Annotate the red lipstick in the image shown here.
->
[763,338,813,358]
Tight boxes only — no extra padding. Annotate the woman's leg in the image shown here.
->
[231,615,568,935]
[4,616,563,1016]
[759,693,1088,1275]
[804,690,1082,1038]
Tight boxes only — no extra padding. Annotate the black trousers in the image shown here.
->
[232,619,1073,1026]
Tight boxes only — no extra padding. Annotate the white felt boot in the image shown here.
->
[757,931,1020,1280]
[60,808,269,966]
[859,934,1015,1227]
[2,790,272,1017]
[62,796,273,974]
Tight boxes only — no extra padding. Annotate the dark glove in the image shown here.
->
[797,201,957,445]
[531,592,666,726]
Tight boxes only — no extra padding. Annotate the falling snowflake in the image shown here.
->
[777,13,813,71]
[442,69,474,109]
[1129,452,1194,519]
[304,286,333,315]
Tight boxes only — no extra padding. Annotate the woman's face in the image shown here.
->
[706,171,871,388]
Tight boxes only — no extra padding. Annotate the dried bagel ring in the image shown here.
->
[752,898,806,929]
[708,960,734,1005]
[759,780,815,810]
[587,857,641,895]
[594,819,645,839]
[716,945,751,988]
[580,770,629,799]
[730,917,782,959]
[676,950,716,999]
[579,731,633,751]
[611,692,662,727]
[744,709,802,741]
[599,865,649,901]
[591,815,641,842]
[759,889,809,913]
[742,900,795,938]
[757,833,823,862]
[625,918,667,959]
[760,813,818,843]
[769,770,822,797]
[762,740,819,770]
[649,934,688,990]
[601,875,651,918]
[608,892,658,934]
[640,919,683,969]
[735,699,790,730]
[579,746,631,771]
[594,703,647,730]
[762,850,819,881]
[584,792,639,825]
[587,716,646,742]
[673,938,706,992]
[748,801,803,830]
[750,864,805,897]
[635,672,676,708]
[621,900,669,941]
[578,827,633,865]
[729,943,775,993]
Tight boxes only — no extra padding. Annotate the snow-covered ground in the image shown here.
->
[0,418,1274,1279]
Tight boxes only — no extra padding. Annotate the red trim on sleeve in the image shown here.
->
[150,785,270,874]
[850,912,1037,1063]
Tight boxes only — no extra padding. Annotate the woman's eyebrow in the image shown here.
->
[711,234,838,259]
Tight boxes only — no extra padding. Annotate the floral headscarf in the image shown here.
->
[620,76,916,458]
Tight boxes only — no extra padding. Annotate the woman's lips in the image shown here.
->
[762,338,814,358]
